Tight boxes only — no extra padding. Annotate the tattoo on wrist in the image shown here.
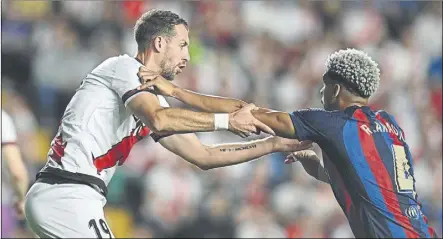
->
[220,144,257,152]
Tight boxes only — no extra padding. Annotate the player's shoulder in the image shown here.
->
[1,110,17,142]
[294,107,347,117]
[297,107,335,112]
[91,54,142,77]
[1,110,14,127]
[374,109,392,119]
[2,110,10,119]
[113,54,142,68]
[291,108,349,128]
[374,109,401,127]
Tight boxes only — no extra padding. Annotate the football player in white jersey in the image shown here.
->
[1,110,29,220]
[24,9,312,238]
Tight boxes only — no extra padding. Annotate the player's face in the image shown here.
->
[321,74,339,111]
[160,24,190,81]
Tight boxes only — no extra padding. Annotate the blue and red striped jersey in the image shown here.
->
[289,105,438,238]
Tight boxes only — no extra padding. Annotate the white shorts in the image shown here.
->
[24,182,114,238]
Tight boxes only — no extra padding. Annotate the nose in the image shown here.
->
[183,48,190,63]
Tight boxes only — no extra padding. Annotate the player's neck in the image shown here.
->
[134,52,162,73]
[338,92,368,110]
[339,101,367,110]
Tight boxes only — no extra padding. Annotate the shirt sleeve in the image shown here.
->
[289,108,346,142]
[110,57,147,107]
[2,111,17,144]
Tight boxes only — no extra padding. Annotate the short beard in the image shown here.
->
[160,53,176,81]
[161,69,175,81]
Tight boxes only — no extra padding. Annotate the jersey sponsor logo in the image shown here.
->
[93,116,150,174]
[405,205,419,220]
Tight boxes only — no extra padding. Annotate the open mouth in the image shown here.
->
[177,65,186,73]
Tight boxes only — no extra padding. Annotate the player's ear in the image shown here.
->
[152,36,165,53]
[333,84,341,98]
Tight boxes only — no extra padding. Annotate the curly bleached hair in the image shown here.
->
[325,48,380,98]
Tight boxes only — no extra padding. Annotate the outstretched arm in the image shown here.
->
[138,72,296,137]
[172,88,248,113]
[158,133,311,170]
[138,67,256,113]
[127,93,275,137]
[111,61,274,138]
[137,68,338,142]
[251,110,297,139]
[128,93,221,133]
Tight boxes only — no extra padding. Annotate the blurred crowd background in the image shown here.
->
[1,0,442,238]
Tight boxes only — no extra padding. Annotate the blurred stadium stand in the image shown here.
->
[1,1,441,238]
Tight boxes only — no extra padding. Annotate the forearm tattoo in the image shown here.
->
[219,144,257,152]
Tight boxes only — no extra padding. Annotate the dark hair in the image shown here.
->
[325,71,363,98]
[134,9,188,51]
[325,48,380,98]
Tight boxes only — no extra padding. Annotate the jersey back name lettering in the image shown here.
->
[289,106,437,238]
